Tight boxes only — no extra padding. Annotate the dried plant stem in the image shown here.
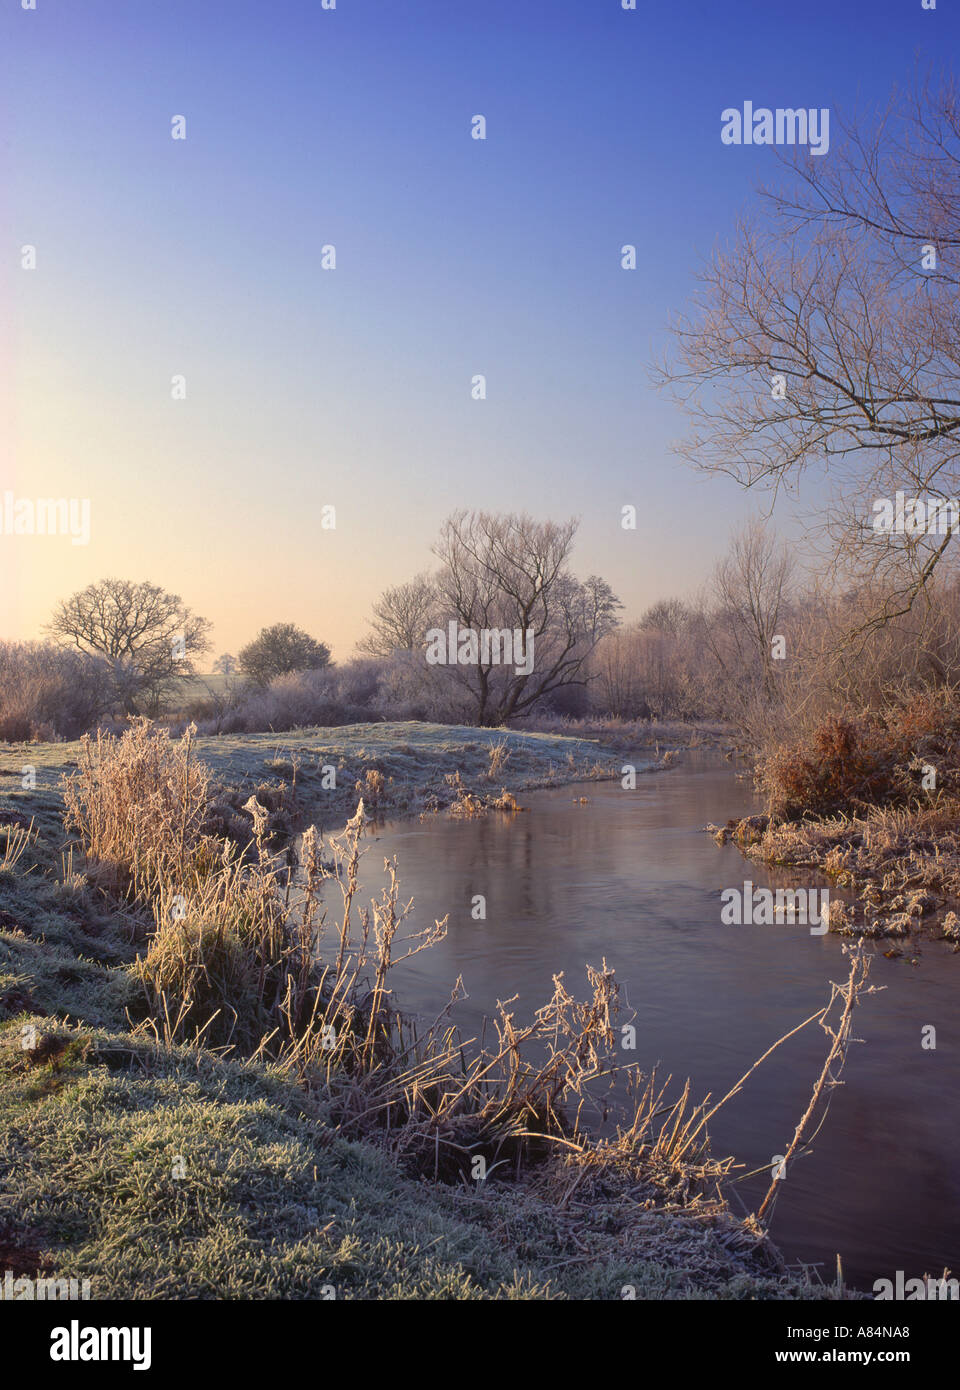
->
[757,942,874,1223]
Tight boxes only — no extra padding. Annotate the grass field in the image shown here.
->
[1,720,630,835]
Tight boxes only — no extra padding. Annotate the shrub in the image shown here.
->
[60,720,215,899]
[0,642,113,741]
[759,689,960,819]
[238,623,331,687]
[135,854,307,1051]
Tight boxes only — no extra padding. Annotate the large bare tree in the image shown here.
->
[431,510,621,724]
[47,578,211,714]
[657,72,960,629]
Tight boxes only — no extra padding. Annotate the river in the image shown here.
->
[334,751,959,1291]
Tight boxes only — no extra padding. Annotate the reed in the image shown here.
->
[61,719,213,902]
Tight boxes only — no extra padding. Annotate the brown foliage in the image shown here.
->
[760,689,960,819]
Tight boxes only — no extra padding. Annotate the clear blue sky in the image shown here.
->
[0,0,952,657]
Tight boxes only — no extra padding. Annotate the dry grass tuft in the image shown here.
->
[61,719,214,901]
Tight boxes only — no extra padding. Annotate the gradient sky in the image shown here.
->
[1,0,954,663]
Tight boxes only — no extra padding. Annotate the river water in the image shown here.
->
[337,752,959,1291]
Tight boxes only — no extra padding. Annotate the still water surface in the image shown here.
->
[334,754,959,1289]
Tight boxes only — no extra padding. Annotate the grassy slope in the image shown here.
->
[0,723,832,1299]
[3,721,620,826]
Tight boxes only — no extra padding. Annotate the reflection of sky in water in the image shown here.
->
[311,755,960,1292]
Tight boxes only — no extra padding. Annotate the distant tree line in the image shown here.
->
[7,508,960,745]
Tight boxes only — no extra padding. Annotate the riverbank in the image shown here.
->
[1,720,667,838]
[712,806,960,944]
[711,695,960,942]
[0,722,846,1299]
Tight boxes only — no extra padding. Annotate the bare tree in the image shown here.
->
[432,510,621,724]
[357,573,438,658]
[711,519,795,699]
[591,626,650,719]
[639,598,691,638]
[656,72,960,628]
[46,578,211,715]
